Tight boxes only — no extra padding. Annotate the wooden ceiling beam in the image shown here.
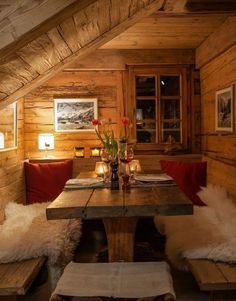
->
[0,0,95,65]
[0,0,164,110]
[163,0,188,12]
[185,0,236,12]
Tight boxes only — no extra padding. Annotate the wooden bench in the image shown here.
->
[50,261,175,301]
[187,259,236,300]
[0,257,46,301]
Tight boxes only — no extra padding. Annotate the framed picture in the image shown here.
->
[54,98,97,132]
[215,86,233,132]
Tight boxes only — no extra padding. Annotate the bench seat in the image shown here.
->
[0,257,45,297]
[51,261,176,301]
[187,259,236,300]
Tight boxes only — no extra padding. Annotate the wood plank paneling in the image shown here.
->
[0,99,25,210]
[102,14,228,49]
[24,70,123,159]
[67,49,195,70]
[0,0,76,50]
[198,20,236,197]
[203,155,236,200]
[196,16,236,68]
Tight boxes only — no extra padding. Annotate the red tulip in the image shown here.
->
[121,117,129,125]
[92,119,100,126]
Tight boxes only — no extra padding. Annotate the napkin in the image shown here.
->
[64,177,104,190]
[134,173,175,185]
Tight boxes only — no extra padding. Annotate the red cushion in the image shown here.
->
[25,160,73,204]
[161,160,207,206]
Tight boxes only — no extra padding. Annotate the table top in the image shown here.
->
[46,180,193,220]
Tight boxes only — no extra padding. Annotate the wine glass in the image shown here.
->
[100,148,111,164]
[119,145,134,164]
[100,148,111,182]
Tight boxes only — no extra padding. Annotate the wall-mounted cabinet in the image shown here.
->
[127,66,189,152]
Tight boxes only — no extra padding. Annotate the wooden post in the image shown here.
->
[103,217,138,262]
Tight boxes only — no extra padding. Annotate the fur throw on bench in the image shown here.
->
[154,184,236,271]
[0,202,82,289]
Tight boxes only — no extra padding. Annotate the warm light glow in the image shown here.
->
[95,162,108,177]
[38,133,54,150]
[0,132,4,149]
[74,147,84,158]
[136,109,143,121]
[91,147,101,157]
[129,160,141,173]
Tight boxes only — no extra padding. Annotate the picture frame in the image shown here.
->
[54,98,97,132]
[215,86,233,132]
[0,101,17,151]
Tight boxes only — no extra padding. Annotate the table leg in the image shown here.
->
[103,217,138,262]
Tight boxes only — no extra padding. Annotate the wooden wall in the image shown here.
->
[24,70,124,159]
[24,49,196,159]
[0,99,25,209]
[199,41,236,198]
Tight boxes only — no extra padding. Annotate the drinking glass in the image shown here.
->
[100,148,111,182]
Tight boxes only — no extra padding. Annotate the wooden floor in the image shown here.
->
[18,218,209,301]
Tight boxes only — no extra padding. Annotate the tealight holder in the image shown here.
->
[74,147,84,158]
[91,147,101,157]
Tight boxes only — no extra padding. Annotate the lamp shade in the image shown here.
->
[0,132,4,149]
[136,109,143,121]
[38,133,54,150]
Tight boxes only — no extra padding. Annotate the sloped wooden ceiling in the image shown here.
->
[0,0,164,109]
[0,0,235,109]
[0,0,76,50]
[102,14,229,49]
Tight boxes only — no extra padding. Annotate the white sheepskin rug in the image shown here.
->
[154,184,236,271]
[0,202,82,290]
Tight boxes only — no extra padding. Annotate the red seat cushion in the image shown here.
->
[25,160,73,204]
[161,160,207,206]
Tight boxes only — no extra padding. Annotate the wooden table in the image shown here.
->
[46,178,193,262]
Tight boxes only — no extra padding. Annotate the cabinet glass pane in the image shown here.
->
[161,121,180,143]
[161,99,180,119]
[136,99,155,119]
[136,99,156,143]
[160,76,180,96]
[136,76,155,96]
[136,127,156,143]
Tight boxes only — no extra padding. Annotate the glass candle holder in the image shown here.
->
[91,147,101,157]
[74,147,84,158]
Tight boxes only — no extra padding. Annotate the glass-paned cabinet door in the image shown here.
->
[160,75,181,143]
[136,76,156,96]
[128,66,187,150]
[135,75,157,144]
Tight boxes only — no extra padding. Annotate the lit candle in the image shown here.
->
[91,147,101,157]
[74,147,85,158]
[129,160,141,173]
[95,162,105,177]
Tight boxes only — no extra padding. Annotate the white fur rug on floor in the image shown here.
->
[154,184,236,271]
[0,201,82,290]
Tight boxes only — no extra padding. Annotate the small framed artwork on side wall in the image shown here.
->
[215,86,234,133]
